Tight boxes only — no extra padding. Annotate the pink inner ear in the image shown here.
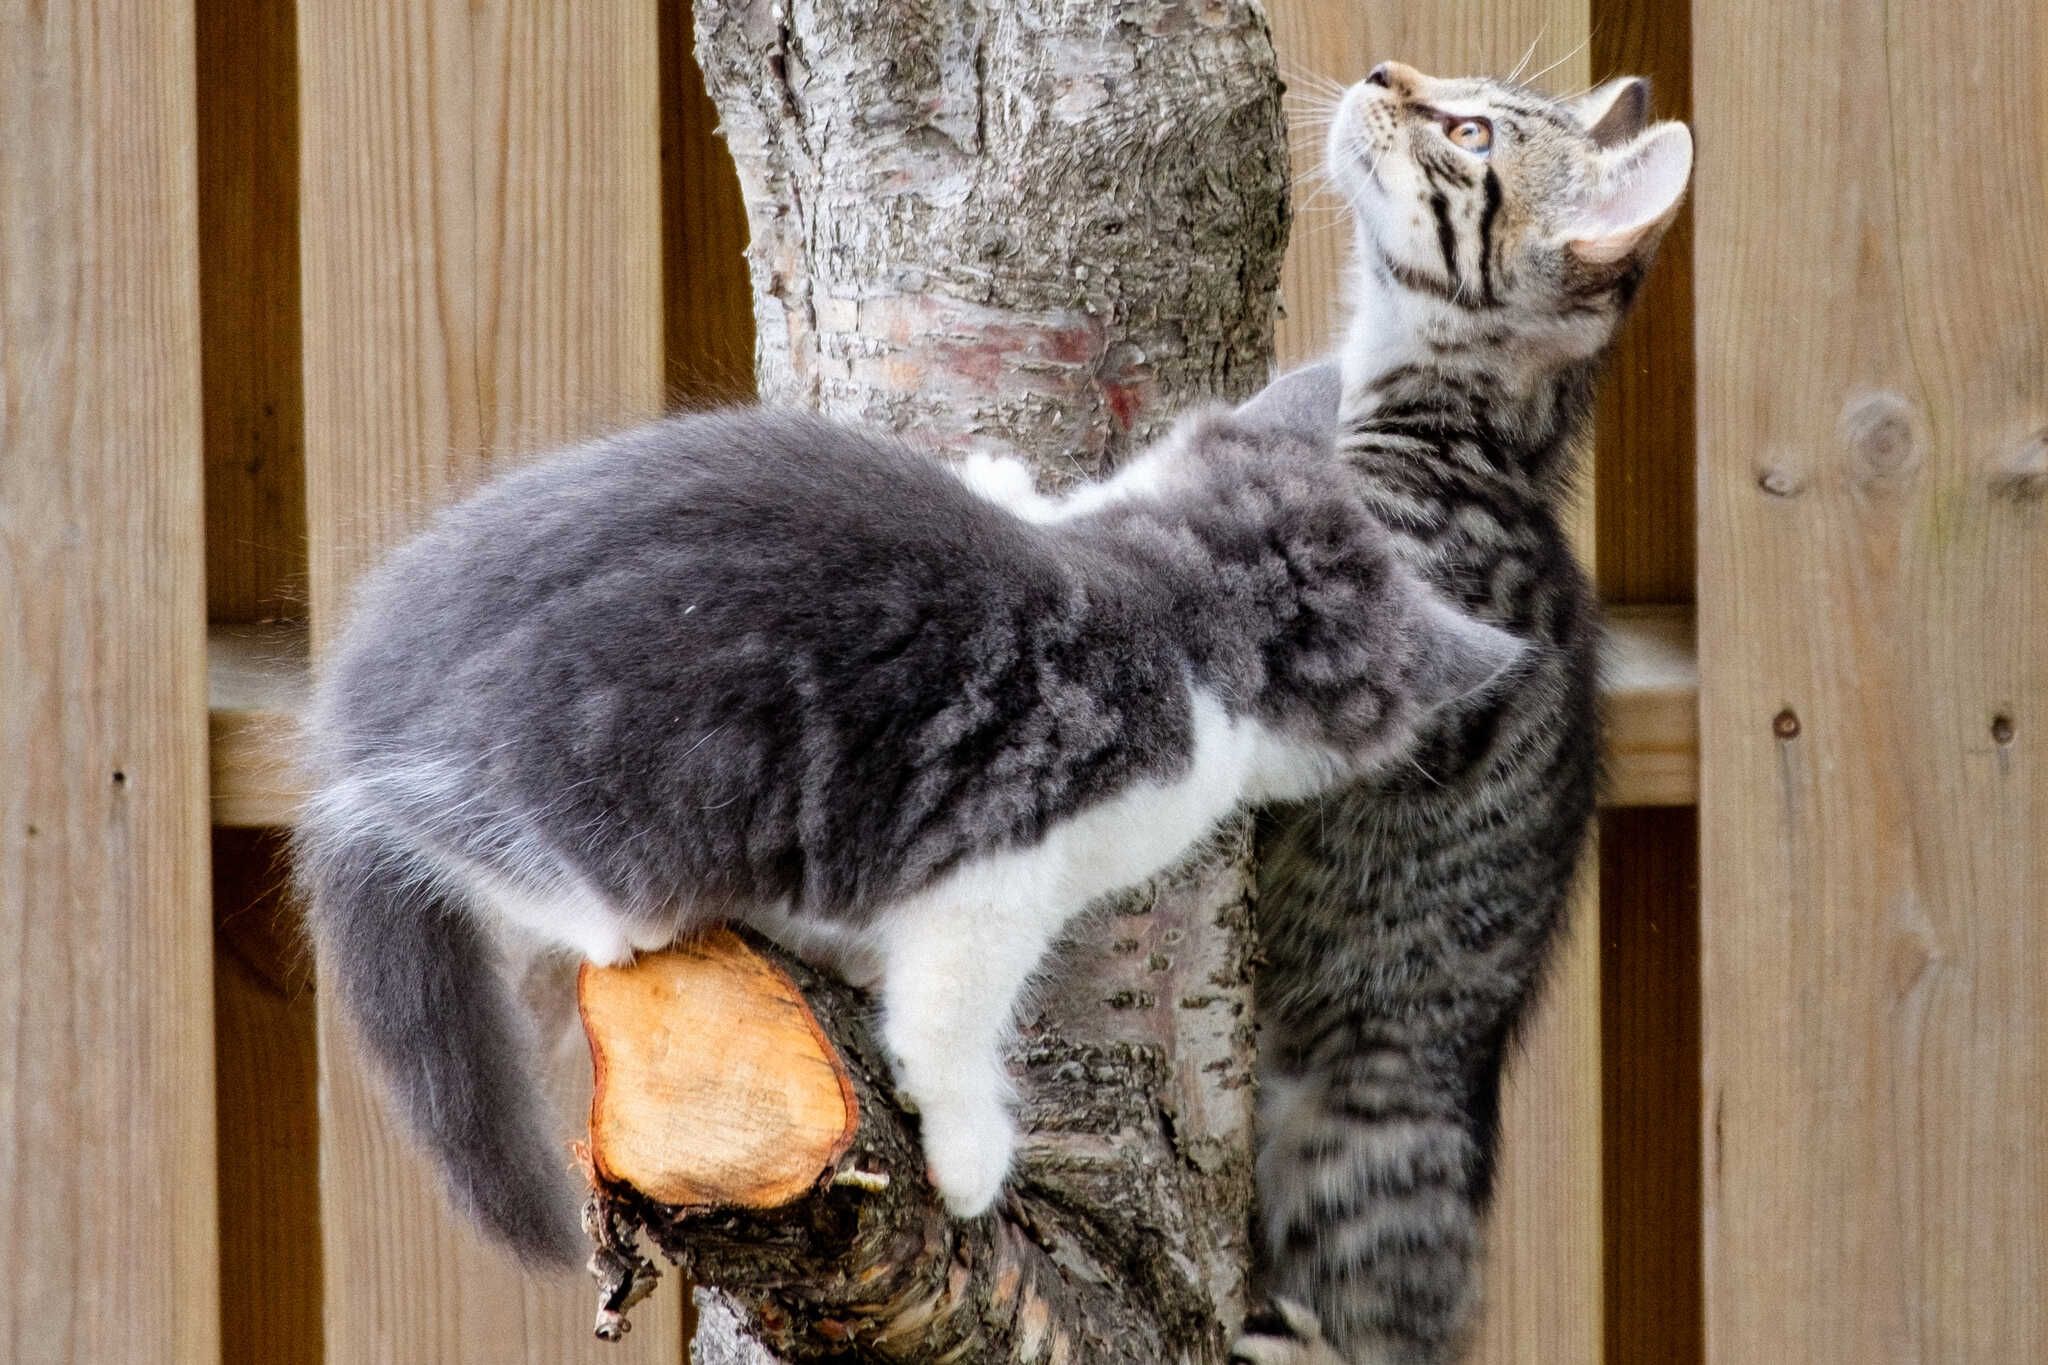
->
[1572,123,1694,263]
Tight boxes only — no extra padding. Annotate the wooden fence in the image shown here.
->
[3,0,2040,1361]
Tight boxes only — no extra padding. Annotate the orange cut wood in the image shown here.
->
[581,931,860,1210]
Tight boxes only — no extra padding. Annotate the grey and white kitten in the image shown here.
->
[1230,63,1692,1365]
[295,403,1526,1266]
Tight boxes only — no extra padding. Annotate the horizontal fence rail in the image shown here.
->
[203,612,1703,830]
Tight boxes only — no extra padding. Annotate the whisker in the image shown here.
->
[1506,29,1544,85]
[1282,96,1341,115]
[1277,61,1351,89]
[1278,70,1354,100]
[1524,32,1592,90]
[1292,186,1348,220]
[1285,213,1355,249]
[1289,168,1343,205]
[1286,158,1349,210]
[1566,64,1626,101]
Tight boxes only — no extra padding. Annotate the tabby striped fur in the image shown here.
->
[1232,62,1692,1365]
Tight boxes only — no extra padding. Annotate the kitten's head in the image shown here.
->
[1327,61,1691,356]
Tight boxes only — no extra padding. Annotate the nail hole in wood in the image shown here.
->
[1772,709,1801,740]
[1991,714,2015,746]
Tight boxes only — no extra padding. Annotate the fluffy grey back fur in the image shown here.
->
[295,406,1514,1265]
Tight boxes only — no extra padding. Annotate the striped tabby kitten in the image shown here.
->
[1232,63,1692,1364]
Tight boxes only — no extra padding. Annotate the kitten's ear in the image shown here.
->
[1566,76,1651,147]
[1411,594,1528,710]
[1563,121,1693,266]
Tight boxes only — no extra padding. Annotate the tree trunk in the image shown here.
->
[588,3,1291,1359]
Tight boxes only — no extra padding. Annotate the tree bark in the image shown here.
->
[587,3,1291,1359]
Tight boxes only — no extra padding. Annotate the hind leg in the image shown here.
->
[458,863,646,966]
[1246,1036,1492,1365]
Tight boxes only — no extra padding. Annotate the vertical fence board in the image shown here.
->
[1264,8,1602,1362]
[298,2,678,1358]
[0,4,220,1362]
[1696,0,2048,1358]
[1588,4,1702,1362]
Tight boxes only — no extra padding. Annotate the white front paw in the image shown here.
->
[917,1097,1016,1218]
[1230,1338,1343,1365]
[1231,1299,1354,1365]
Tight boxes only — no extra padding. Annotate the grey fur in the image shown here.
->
[295,406,1523,1266]
[1232,362,1341,439]
[1233,69,1690,1365]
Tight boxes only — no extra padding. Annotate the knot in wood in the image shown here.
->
[1755,464,1802,498]
[1993,431,2048,501]
[1838,390,1923,486]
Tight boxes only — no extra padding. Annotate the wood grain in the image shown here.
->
[1696,0,2048,1358]
[1602,606,1699,808]
[297,3,679,1358]
[209,624,309,828]
[0,3,221,1360]
[582,934,859,1210]
[197,0,307,623]
[1262,11,1604,1362]
[1479,849,1603,1365]
[213,828,323,1365]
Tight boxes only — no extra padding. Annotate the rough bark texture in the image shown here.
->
[699,0,1289,474]
[600,3,1290,1359]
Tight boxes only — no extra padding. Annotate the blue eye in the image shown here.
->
[1444,117,1494,154]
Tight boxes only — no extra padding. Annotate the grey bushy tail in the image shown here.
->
[294,807,584,1267]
